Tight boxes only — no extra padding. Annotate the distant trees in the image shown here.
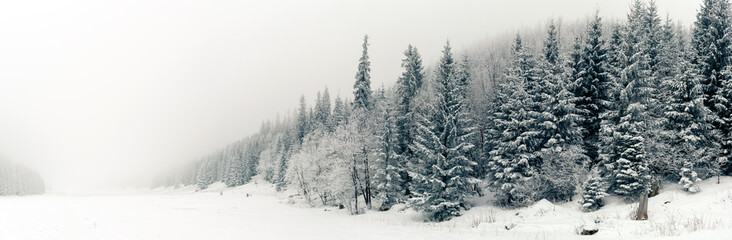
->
[0,160,44,196]
[156,0,732,220]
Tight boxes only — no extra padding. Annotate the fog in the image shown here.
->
[0,0,699,192]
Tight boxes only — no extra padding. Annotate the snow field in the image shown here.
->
[1,176,730,240]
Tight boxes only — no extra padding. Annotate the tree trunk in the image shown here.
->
[635,191,648,220]
[362,147,372,208]
[351,154,360,215]
[650,178,660,197]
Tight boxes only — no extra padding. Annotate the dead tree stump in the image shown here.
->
[635,192,648,220]
[650,179,660,197]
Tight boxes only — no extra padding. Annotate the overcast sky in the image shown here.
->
[0,0,701,192]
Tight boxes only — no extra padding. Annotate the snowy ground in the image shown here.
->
[1,177,731,240]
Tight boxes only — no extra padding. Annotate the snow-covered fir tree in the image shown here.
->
[331,96,348,127]
[296,95,309,144]
[534,20,588,202]
[581,175,607,211]
[488,34,542,206]
[395,44,425,195]
[693,0,732,175]
[314,87,332,130]
[660,34,720,179]
[353,35,373,111]
[409,41,478,221]
[372,89,405,210]
[571,11,611,168]
[678,162,702,193]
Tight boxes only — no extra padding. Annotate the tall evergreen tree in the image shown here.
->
[694,0,732,110]
[693,0,732,175]
[540,21,588,200]
[543,19,561,66]
[395,45,425,156]
[604,3,655,198]
[331,96,348,127]
[394,44,426,195]
[571,11,610,167]
[315,87,332,129]
[296,95,309,144]
[354,35,373,110]
[372,94,405,210]
[539,19,583,149]
[409,41,478,221]
[661,40,721,179]
[488,34,542,206]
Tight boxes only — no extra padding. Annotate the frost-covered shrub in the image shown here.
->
[537,147,588,203]
[678,162,701,193]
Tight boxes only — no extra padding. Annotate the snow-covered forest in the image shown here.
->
[153,0,732,222]
[0,160,44,196]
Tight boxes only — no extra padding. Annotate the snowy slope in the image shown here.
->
[1,176,730,240]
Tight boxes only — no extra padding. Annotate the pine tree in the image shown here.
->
[641,0,665,121]
[603,2,656,198]
[395,44,425,157]
[694,0,732,110]
[196,160,214,190]
[581,175,607,211]
[539,19,583,150]
[331,96,348,127]
[354,35,373,110]
[572,11,610,167]
[488,34,541,206]
[314,87,332,129]
[296,95,309,144]
[661,36,720,179]
[536,20,587,202]
[372,95,405,210]
[692,0,732,175]
[608,76,652,197]
[409,41,478,221]
[275,132,293,192]
[543,19,561,66]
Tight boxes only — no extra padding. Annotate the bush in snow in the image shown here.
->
[581,176,606,212]
[678,162,701,193]
[536,146,588,203]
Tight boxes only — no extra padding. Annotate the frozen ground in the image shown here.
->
[1,177,731,240]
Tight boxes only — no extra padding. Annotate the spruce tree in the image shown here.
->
[693,0,732,175]
[539,19,583,150]
[535,20,587,202]
[661,37,720,179]
[354,35,373,110]
[604,2,655,198]
[372,96,405,210]
[296,95,309,144]
[331,96,348,127]
[581,175,606,212]
[571,12,610,167]
[409,41,478,221]
[394,44,425,195]
[488,34,541,206]
[314,87,331,129]
[395,44,425,156]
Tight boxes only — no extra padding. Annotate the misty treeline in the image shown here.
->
[155,0,732,221]
[0,160,44,196]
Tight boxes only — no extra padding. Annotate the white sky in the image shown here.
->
[0,0,701,192]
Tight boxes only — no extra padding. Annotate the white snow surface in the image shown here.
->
[1,176,731,240]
